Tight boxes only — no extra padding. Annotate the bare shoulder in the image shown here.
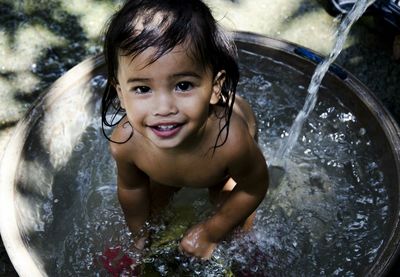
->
[226,113,255,152]
[233,95,257,138]
[109,118,149,187]
[222,111,267,173]
[109,117,135,162]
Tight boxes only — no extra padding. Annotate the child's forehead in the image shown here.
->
[117,43,209,72]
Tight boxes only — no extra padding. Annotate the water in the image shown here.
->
[236,48,388,275]
[273,0,377,164]
[9,1,389,275]
[14,44,389,276]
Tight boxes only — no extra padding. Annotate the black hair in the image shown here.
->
[101,0,239,150]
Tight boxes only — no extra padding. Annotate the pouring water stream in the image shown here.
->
[269,0,377,184]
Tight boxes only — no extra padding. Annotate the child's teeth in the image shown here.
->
[158,125,175,131]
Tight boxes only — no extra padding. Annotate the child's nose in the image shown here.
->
[152,92,178,116]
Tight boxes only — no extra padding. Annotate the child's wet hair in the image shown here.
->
[101,0,239,149]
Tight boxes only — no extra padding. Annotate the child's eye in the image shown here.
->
[133,86,151,94]
[175,82,193,92]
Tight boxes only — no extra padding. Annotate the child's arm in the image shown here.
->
[180,137,269,259]
[111,144,151,249]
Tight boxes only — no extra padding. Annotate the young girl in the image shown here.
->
[101,0,269,260]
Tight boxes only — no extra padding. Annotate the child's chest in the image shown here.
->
[136,152,228,188]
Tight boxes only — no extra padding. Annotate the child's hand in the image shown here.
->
[179,223,217,259]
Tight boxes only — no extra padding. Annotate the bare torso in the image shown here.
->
[120,112,230,188]
[111,96,255,189]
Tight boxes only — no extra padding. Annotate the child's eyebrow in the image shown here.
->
[171,72,201,79]
[127,78,151,83]
[126,72,201,84]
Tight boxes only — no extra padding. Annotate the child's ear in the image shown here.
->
[210,70,226,105]
[115,84,126,109]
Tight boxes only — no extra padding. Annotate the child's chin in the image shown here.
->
[149,138,183,149]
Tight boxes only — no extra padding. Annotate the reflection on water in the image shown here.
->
[15,48,388,276]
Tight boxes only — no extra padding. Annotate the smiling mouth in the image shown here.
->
[154,124,180,131]
[149,123,183,138]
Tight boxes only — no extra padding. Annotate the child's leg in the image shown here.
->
[208,178,255,232]
[130,182,180,250]
[233,95,257,139]
[150,181,181,214]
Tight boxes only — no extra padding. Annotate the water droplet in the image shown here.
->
[358,128,366,136]
[320,112,328,119]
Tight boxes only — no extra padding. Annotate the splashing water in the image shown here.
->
[273,0,376,165]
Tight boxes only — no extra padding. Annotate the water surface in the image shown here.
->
[16,48,389,276]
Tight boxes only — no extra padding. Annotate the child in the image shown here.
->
[101,0,269,259]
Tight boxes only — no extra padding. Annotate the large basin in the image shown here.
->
[1,32,399,276]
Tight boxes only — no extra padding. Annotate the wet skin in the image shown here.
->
[110,44,269,259]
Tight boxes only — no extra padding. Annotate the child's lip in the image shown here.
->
[148,122,183,138]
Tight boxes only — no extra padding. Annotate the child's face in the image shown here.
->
[115,45,225,149]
